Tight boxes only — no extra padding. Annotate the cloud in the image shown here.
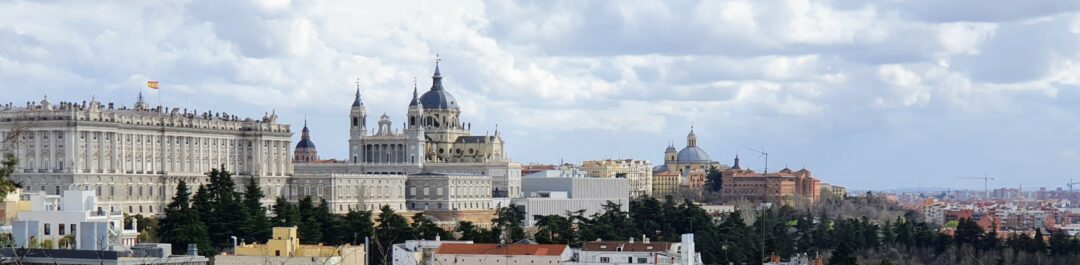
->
[0,0,1078,189]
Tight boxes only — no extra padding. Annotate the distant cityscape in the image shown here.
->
[7,61,1080,265]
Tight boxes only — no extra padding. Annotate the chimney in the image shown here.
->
[187,244,198,256]
[643,236,649,244]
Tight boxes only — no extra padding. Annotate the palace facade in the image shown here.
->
[0,94,292,215]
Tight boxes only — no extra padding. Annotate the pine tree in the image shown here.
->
[297,196,322,243]
[204,167,248,250]
[271,196,301,227]
[373,205,412,265]
[342,209,373,245]
[411,213,451,240]
[157,180,211,256]
[315,199,337,244]
[241,176,272,243]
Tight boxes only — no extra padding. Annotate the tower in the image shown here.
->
[405,79,426,166]
[686,126,698,147]
[294,119,318,163]
[664,142,677,164]
[348,83,367,164]
[732,154,741,169]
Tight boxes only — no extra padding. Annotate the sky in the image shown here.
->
[1,0,1079,190]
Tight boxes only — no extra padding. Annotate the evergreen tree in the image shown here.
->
[157,181,212,256]
[315,199,339,244]
[204,167,249,250]
[455,221,485,241]
[296,196,322,243]
[492,205,526,242]
[271,196,301,227]
[411,213,451,240]
[342,209,374,245]
[373,205,412,265]
[703,166,723,192]
[0,154,19,198]
[242,176,272,243]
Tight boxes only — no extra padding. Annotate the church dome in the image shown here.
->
[295,138,315,149]
[420,89,458,110]
[419,62,459,110]
[676,146,712,163]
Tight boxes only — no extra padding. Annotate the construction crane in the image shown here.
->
[746,146,768,264]
[957,175,995,199]
[1068,178,1080,193]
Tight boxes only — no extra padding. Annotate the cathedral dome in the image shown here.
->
[420,89,458,110]
[295,138,316,149]
[676,146,712,163]
[420,62,460,110]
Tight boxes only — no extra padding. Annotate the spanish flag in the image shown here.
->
[147,81,159,90]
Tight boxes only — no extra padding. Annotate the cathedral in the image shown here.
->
[291,62,522,213]
[654,127,723,176]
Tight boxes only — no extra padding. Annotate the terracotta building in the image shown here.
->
[720,156,820,203]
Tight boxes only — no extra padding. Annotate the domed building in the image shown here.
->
[293,119,319,163]
[655,127,722,176]
[293,60,522,214]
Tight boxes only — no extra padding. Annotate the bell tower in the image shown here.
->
[405,78,426,166]
[349,80,367,164]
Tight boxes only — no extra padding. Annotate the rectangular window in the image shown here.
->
[59,224,65,235]
[43,223,51,235]
[600,257,610,263]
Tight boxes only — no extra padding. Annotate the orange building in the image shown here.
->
[720,156,820,203]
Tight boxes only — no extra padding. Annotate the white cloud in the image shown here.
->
[0,0,1078,189]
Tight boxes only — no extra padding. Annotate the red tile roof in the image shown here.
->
[581,241,673,252]
[435,244,567,256]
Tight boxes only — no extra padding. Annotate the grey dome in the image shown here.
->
[295,138,315,149]
[420,63,459,110]
[420,89,458,109]
[676,146,712,163]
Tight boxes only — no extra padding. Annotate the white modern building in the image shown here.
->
[515,174,630,226]
[570,234,702,265]
[391,237,473,265]
[12,189,138,250]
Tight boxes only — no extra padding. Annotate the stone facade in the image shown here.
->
[582,159,653,198]
[293,62,521,213]
[0,94,292,215]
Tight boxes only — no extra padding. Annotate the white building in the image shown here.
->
[391,238,473,265]
[0,95,293,215]
[432,243,572,265]
[515,175,630,226]
[12,189,138,250]
[406,173,492,211]
[292,63,522,213]
[569,234,702,265]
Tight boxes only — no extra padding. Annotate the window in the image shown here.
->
[599,257,610,263]
[628,257,633,263]
[43,224,51,235]
[275,250,281,256]
[59,224,65,235]
[70,224,76,235]
[638,258,647,263]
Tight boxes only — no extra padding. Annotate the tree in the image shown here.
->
[157,180,212,256]
[315,199,340,244]
[241,176,272,243]
[0,154,18,199]
[411,213,451,240]
[704,166,723,192]
[271,196,300,227]
[373,205,412,265]
[296,196,322,243]
[202,167,249,250]
[492,205,526,242]
[456,221,485,242]
[342,209,374,245]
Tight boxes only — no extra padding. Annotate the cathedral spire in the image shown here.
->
[410,76,421,106]
[431,55,444,91]
[733,154,741,169]
[352,78,363,107]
